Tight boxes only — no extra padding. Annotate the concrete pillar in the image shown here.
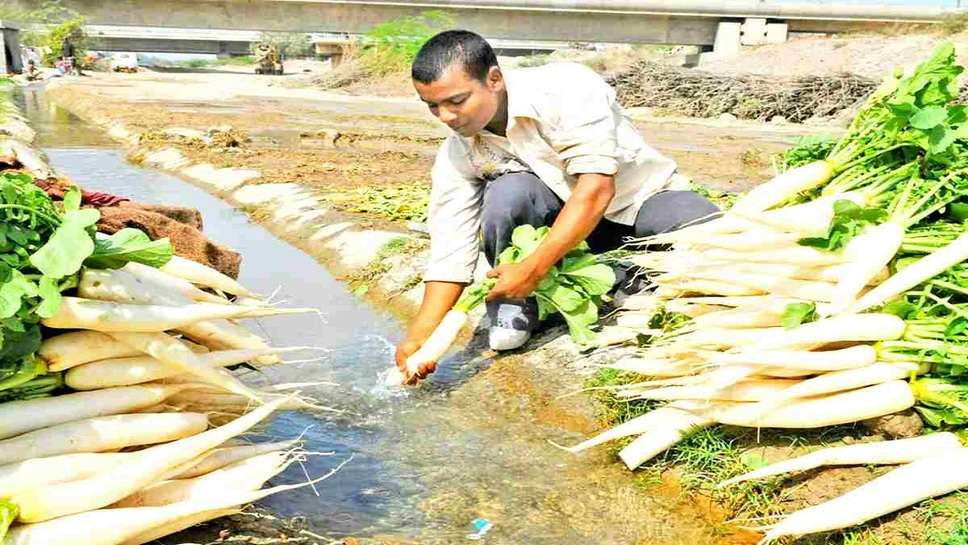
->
[712,21,741,56]
[766,23,789,44]
[0,21,22,74]
[740,17,768,46]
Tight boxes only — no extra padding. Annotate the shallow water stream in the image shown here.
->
[16,85,726,545]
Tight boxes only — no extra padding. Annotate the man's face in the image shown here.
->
[414,63,504,137]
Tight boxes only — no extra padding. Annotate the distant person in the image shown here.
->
[24,59,40,81]
[60,29,82,75]
[395,30,718,382]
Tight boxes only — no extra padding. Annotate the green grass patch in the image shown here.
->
[345,236,427,296]
[358,10,454,76]
[327,182,431,224]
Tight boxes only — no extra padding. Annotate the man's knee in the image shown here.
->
[482,172,555,228]
[634,190,720,237]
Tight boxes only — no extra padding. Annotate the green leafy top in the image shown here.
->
[798,199,887,252]
[456,224,615,345]
[781,302,818,329]
[0,173,173,394]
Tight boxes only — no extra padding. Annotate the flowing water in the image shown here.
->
[14,85,725,545]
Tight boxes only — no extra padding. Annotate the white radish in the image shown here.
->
[11,397,288,522]
[691,230,803,252]
[403,309,468,378]
[120,508,241,545]
[0,453,126,497]
[741,192,865,235]
[43,297,311,332]
[38,331,141,372]
[180,319,280,365]
[605,357,696,377]
[708,345,877,371]
[730,160,834,214]
[65,347,299,390]
[0,384,190,439]
[760,448,968,541]
[720,433,963,487]
[0,413,208,466]
[161,255,257,297]
[113,451,292,508]
[746,313,905,351]
[122,262,229,303]
[80,268,223,306]
[172,440,297,479]
[691,309,784,329]
[706,380,915,428]
[826,222,904,314]
[108,332,261,401]
[671,279,763,297]
[5,468,338,545]
[618,410,715,470]
[79,268,279,365]
[551,403,700,454]
[625,379,797,402]
[846,233,968,314]
[615,312,656,329]
[747,362,922,418]
[703,246,846,266]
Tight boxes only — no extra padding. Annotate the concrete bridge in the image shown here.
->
[11,0,960,55]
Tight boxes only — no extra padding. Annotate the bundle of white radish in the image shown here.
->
[557,43,968,540]
[0,158,336,543]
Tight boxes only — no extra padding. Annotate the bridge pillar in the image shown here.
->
[0,21,22,74]
[712,21,741,56]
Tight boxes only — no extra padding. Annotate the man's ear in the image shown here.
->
[487,66,504,91]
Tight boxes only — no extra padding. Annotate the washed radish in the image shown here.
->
[708,345,877,371]
[0,413,207,466]
[65,347,301,390]
[108,332,261,400]
[720,433,962,487]
[38,331,141,372]
[730,161,834,214]
[746,362,921,418]
[172,440,298,479]
[760,448,968,542]
[120,508,241,545]
[550,403,701,454]
[160,255,257,297]
[0,453,126,497]
[43,297,311,332]
[706,380,915,428]
[10,397,288,522]
[113,450,293,508]
[0,384,189,439]
[619,410,715,469]
[847,233,968,314]
[5,468,340,545]
[746,313,905,351]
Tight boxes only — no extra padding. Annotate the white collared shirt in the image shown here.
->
[425,62,677,283]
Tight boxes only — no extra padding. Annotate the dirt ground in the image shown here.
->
[46,67,825,230]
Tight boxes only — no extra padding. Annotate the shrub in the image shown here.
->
[357,10,455,75]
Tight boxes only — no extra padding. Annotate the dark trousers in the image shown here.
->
[481,171,719,265]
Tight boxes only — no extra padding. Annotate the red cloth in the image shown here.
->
[32,178,130,206]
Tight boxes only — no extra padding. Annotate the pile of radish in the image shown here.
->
[0,171,330,542]
[559,43,968,541]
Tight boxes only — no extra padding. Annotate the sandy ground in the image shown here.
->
[49,68,824,218]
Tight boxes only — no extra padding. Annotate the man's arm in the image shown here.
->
[486,172,615,300]
[395,280,464,382]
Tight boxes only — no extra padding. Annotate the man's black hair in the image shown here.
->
[411,30,499,84]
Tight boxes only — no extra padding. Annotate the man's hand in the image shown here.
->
[485,259,546,301]
[394,339,436,385]
[394,281,464,384]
